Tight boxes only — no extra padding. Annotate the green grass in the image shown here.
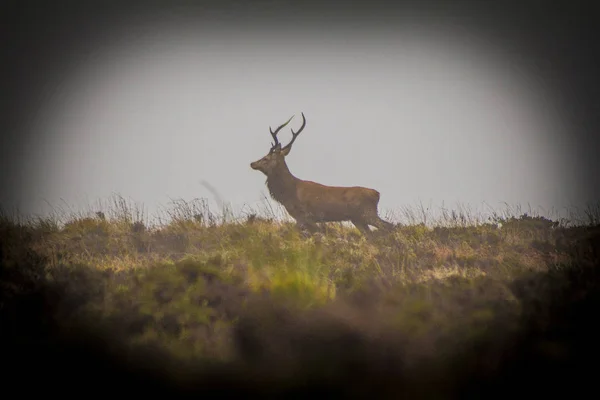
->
[2,194,600,396]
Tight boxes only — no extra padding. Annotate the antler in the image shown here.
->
[269,115,295,148]
[282,112,306,152]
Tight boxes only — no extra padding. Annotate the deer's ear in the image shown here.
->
[281,146,291,156]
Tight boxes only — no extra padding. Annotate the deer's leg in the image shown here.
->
[308,221,320,234]
[369,216,395,232]
[295,218,319,235]
[363,208,395,232]
[351,219,372,237]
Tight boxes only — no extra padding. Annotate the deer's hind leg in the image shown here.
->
[369,216,395,231]
[363,207,395,232]
[351,219,373,237]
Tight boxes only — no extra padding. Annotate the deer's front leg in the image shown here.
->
[287,206,317,235]
[297,221,318,232]
[295,217,319,237]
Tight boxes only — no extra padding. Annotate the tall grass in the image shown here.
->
[5,193,596,231]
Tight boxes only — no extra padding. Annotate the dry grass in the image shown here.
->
[2,194,600,396]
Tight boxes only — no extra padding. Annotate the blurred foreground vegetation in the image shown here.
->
[2,195,600,397]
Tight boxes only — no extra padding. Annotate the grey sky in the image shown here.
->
[15,15,585,222]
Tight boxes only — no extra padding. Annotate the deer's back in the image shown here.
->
[296,180,380,209]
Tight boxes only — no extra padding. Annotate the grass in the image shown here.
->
[1,193,600,397]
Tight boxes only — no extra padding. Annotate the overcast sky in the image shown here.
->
[11,10,588,223]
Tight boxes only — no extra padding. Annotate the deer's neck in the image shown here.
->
[266,163,298,205]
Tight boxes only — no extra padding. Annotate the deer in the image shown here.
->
[250,112,395,236]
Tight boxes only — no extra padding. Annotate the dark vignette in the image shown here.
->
[1,0,599,396]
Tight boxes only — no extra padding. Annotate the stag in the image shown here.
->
[250,113,395,236]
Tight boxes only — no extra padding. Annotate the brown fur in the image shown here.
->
[250,113,394,236]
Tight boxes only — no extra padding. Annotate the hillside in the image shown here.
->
[2,196,600,397]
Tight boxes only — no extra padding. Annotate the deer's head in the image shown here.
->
[250,112,307,176]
